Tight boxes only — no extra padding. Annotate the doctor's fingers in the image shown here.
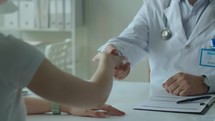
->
[163,74,186,94]
[171,86,183,96]
[114,70,129,80]
[163,72,187,88]
[170,84,192,96]
[172,87,191,96]
[166,82,180,94]
[114,56,129,68]
[114,63,130,74]
[163,77,178,89]
[114,64,130,80]
[104,44,119,55]
[167,80,193,96]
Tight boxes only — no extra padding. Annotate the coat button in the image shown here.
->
[185,44,191,49]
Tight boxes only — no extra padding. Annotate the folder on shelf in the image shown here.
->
[34,0,49,28]
[3,0,82,30]
[34,0,41,28]
[49,0,57,28]
[19,0,35,29]
[75,0,83,27]
[40,0,49,28]
[4,1,18,28]
[56,0,65,29]
[134,93,215,115]
[64,0,72,30]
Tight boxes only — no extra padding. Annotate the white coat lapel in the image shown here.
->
[163,0,187,41]
[189,0,215,42]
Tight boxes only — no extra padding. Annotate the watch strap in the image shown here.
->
[51,102,61,115]
[202,75,210,92]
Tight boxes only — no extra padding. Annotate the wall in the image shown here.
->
[83,0,149,82]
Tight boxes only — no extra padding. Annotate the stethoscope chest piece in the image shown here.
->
[161,27,172,40]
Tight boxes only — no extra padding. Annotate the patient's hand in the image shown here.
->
[61,104,125,118]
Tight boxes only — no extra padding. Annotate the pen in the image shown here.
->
[176,95,212,104]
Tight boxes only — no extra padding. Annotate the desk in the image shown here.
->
[27,81,215,121]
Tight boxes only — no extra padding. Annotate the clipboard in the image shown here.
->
[134,94,215,115]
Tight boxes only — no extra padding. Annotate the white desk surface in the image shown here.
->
[27,81,215,121]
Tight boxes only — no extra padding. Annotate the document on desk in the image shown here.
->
[134,94,215,115]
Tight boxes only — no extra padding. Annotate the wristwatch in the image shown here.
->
[51,102,61,115]
[202,75,210,92]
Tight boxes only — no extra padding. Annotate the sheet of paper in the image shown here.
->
[134,94,215,114]
[135,99,205,113]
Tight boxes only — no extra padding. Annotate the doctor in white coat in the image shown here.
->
[98,0,215,96]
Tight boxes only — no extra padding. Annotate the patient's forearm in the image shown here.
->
[89,58,115,106]
[28,54,118,109]
[24,97,51,115]
[24,97,70,115]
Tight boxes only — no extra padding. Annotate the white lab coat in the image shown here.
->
[99,0,215,95]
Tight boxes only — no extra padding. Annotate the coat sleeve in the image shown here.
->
[205,74,215,93]
[98,1,152,68]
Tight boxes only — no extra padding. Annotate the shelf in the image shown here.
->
[1,0,83,33]
[0,28,73,32]
[0,0,81,75]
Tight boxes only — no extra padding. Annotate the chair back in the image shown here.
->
[44,39,74,73]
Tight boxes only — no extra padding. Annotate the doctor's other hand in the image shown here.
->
[103,44,131,80]
[162,72,209,96]
[61,104,125,118]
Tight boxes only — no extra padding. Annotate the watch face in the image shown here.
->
[204,77,210,87]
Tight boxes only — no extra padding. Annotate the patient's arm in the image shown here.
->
[24,97,125,118]
[28,53,125,109]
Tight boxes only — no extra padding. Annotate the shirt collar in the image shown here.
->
[179,0,211,3]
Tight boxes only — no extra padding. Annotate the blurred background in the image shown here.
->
[0,0,149,82]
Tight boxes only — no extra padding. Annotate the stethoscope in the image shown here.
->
[161,14,172,40]
[161,0,172,40]
[160,0,210,41]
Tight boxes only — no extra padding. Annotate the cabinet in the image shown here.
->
[0,0,83,74]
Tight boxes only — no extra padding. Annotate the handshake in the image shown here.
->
[94,44,131,80]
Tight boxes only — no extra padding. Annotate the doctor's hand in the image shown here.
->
[61,104,125,118]
[162,72,209,96]
[103,44,130,80]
